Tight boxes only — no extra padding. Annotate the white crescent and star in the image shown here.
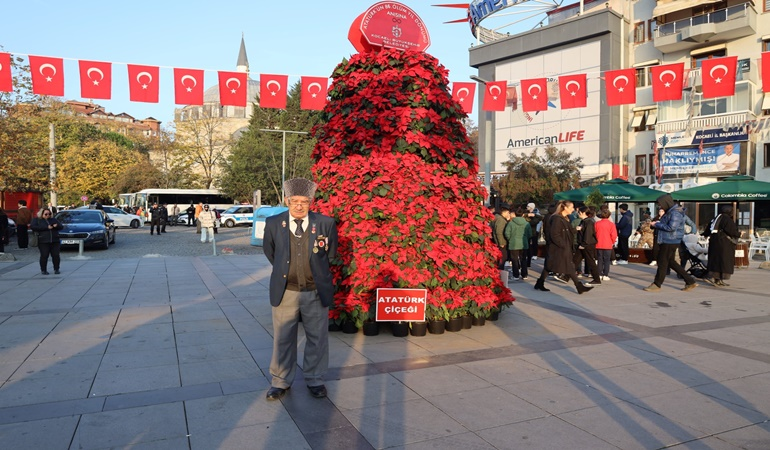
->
[87,67,104,86]
[659,69,677,88]
[709,64,729,84]
[488,84,502,100]
[307,82,322,98]
[0,63,3,72]
[136,71,152,89]
[613,75,629,92]
[266,79,281,96]
[456,87,469,102]
[225,77,241,94]
[180,75,197,93]
[39,63,57,82]
[565,80,580,96]
[527,83,542,100]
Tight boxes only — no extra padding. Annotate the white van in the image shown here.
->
[220,205,254,227]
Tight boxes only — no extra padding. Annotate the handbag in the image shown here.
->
[720,230,740,246]
[30,231,38,247]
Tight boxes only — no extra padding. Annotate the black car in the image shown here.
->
[55,209,116,249]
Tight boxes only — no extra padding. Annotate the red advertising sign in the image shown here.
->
[375,288,427,322]
[357,2,430,52]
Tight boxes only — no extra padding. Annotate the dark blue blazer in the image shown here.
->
[263,211,338,307]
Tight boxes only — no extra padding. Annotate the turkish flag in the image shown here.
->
[174,68,204,105]
[300,76,329,110]
[218,71,248,107]
[451,81,475,114]
[701,56,737,99]
[79,60,112,99]
[559,74,587,109]
[520,78,548,112]
[0,52,12,92]
[482,80,506,111]
[651,62,685,102]
[127,64,159,103]
[762,52,770,93]
[604,68,636,106]
[260,74,289,109]
[29,55,64,96]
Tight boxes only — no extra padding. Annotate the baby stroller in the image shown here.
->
[678,241,708,279]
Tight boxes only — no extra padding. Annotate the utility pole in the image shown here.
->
[49,123,57,207]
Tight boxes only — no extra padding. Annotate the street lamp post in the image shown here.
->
[259,129,309,202]
[470,75,493,204]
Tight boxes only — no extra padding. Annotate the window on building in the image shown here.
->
[765,143,770,168]
[630,111,646,131]
[645,110,657,131]
[635,67,650,87]
[647,19,656,41]
[764,0,769,13]
[691,49,726,69]
[633,22,645,44]
[763,39,770,52]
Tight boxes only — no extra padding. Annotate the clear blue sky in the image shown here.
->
[2,1,484,126]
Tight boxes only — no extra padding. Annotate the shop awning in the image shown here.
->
[652,0,720,19]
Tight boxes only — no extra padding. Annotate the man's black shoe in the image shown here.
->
[266,387,289,401]
[308,385,327,398]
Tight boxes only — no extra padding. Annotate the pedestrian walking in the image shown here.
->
[615,203,633,265]
[160,203,169,233]
[15,200,32,249]
[0,207,8,253]
[595,208,617,281]
[574,206,602,285]
[535,201,593,294]
[492,205,512,283]
[186,204,195,227]
[644,194,697,292]
[263,178,338,401]
[525,202,542,266]
[30,208,61,275]
[702,205,740,287]
[149,203,162,235]
[198,205,217,243]
[504,207,531,281]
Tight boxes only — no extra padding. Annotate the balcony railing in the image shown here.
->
[655,111,755,134]
[656,3,751,38]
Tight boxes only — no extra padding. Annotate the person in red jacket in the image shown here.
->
[595,208,618,281]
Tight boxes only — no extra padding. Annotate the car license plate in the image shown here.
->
[61,239,79,244]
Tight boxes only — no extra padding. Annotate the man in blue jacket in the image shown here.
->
[263,178,338,401]
[615,203,633,265]
[644,194,697,292]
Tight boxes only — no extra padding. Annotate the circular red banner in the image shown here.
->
[354,2,430,52]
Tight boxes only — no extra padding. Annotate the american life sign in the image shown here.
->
[375,288,427,321]
[662,142,741,175]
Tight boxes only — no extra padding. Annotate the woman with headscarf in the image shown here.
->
[703,205,740,287]
[30,208,62,275]
[534,200,593,294]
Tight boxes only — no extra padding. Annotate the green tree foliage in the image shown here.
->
[174,111,233,189]
[585,188,606,209]
[219,81,320,204]
[58,139,144,204]
[134,128,201,189]
[494,145,583,206]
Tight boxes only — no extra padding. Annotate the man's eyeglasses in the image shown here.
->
[289,200,310,207]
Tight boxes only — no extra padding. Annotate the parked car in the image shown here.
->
[220,205,254,228]
[55,209,116,250]
[76,205,143,228]
[7,218,16,237]
[173,211,221,228]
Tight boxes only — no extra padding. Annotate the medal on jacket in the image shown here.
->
[281,220,286,228]
[311,224,316,235]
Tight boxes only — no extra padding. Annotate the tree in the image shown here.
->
[494,145,583,206]
[219,82,319,204]
[174,113,233,189]
[137,128,201,189]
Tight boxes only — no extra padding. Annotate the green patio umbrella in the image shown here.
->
[553,178,662,203]
[673,175,770,202]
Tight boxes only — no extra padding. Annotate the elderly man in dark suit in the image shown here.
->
[263,178,338,401]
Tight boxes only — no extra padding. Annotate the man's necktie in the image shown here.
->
[294,219,304,237]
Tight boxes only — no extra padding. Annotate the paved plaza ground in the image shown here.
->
[1,228,769,449]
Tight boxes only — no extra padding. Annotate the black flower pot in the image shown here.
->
[328,321,342,332]
[488,310,500,321]
[342,321,359,334]
[427,319,446,334]
[409,321,428,336]
[362,321,379,336]
[446,317,463,332]
[471,316,486,327]
[461,314,473,330]
[391,321,409,337]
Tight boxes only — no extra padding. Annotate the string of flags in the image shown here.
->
[1,52,769,117]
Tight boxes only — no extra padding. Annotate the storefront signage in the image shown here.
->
[656,127,748,148]
[662,142,740,175]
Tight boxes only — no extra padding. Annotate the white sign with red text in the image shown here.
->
[375,288,427,322]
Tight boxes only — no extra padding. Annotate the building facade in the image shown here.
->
[470,0,770,227]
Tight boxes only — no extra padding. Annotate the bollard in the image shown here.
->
[211,233,217,256]
[78,239,85,258]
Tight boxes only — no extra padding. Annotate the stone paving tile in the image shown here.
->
[325,373,421,411]
[476,415,618,450]
[0,415,79,450]
[176,341,253,363]
[564,365,689,402]
[625,388,769,437]
[90,364,180,397]
[665,436,744,449]
[391,365,492,397]
[180,358,260,385]
[558,399,707,450]
[0,374,94,408]
[675,351,770,381]
[708,421,770,450]
[501,373,622,415]
[341,398,467,449]
[387,431,496,450]
[693,372,770,416]
[99,347,178,370]
[185,390,291,432]
[426,385,549,431]
[458,355,560,385]
[9,354,103,381]
[72,402,188,449]
[28,337,109,360]
[618,336,715,358]
[189,419,310,450]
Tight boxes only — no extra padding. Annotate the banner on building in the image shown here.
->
[655,127,748,148]
[662,142,740,175]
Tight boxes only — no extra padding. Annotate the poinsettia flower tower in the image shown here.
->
[310,4,514,327]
